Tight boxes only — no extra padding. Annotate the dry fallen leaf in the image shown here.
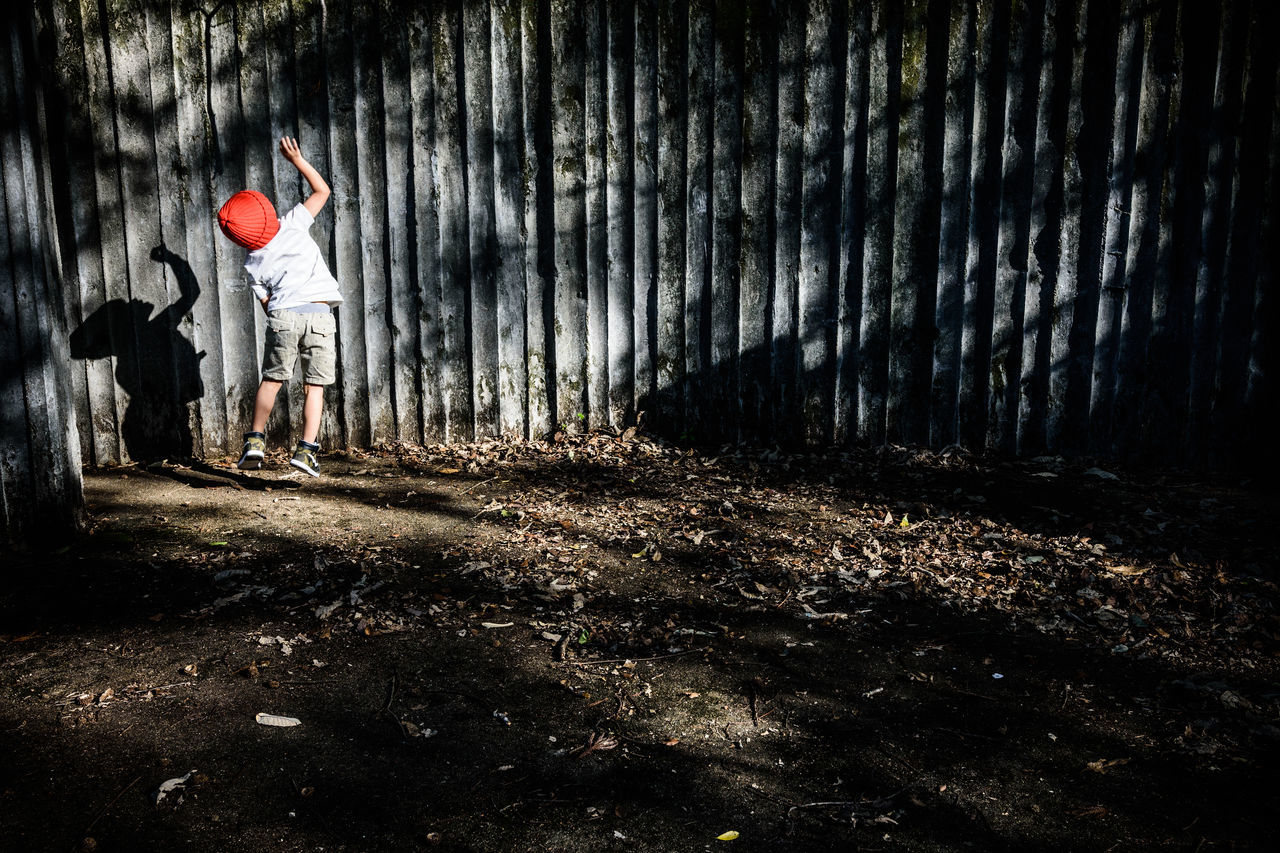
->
[1105,564,1147,576]
[573,731,619,759]
[1069,805,1109,818]
[236,660,269,678]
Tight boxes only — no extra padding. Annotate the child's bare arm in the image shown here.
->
[279,136,330,218]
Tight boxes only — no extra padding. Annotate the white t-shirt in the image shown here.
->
[244,204,342,311]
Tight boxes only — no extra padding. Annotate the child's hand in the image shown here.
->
[279,136,305,166]
[280,135,332,215]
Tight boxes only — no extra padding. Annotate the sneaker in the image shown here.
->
[237,432,266,470]
[290,441,320,477]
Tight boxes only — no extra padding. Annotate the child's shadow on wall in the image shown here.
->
[69,245,205,462]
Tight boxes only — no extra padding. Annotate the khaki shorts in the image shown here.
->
[262,309,337,386]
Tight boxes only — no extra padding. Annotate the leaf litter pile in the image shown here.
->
[1,430,1276,852]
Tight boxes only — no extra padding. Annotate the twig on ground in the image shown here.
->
[78,774,141,845]
[141,681,194,693]
[932,726,999,741]
[791,800,860,810]
[786,787,909,823]
[274,680,334,686]
[381,671,407,739]
[461,477,498,495]
[555,648,701,667]
[500,791,589,813]
[382,671,397,714]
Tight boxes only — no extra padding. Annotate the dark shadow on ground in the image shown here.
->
[154,461,302,492]
[0,441,1275,852]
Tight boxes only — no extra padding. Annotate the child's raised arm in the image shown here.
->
[279,136,330,218]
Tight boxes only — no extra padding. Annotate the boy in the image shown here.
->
[217,137,341,477]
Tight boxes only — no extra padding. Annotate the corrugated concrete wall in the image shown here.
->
[1,10,84,543]
[32,0,1279,469]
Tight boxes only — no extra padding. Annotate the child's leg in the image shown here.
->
[301,383,324,444]
[290,384,325,478]
[238,378,281,470]
[251,379,284,433]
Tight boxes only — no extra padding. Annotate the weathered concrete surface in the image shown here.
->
[1,11,83,543]
[23,0,1280,472]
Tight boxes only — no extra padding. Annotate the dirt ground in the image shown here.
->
[1,432,1277,852]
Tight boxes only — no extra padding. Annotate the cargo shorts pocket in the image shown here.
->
[262,315,301,380]
[309,312,337,336]
[300,313,337,385]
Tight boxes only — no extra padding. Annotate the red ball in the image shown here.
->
[217,190,280,251]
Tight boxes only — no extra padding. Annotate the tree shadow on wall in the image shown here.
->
[68,244,205,462]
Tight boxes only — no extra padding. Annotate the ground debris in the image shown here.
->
[5,434,1274,852]
[571,730,619,759]
[153,771,196,807]
[786,792,907,828]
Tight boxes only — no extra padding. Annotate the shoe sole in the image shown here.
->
[289,458,320,478]
[237,454,263,470]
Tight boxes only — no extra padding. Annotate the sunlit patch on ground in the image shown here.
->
[1,434,1276,851]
